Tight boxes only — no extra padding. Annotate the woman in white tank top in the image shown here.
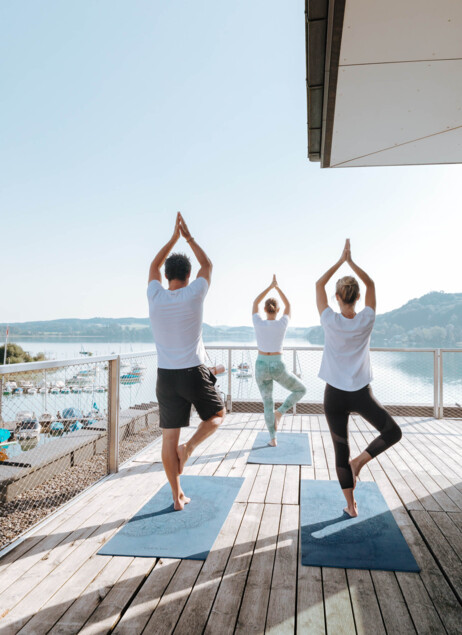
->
[252,275,306,446]
[316,240,402,517]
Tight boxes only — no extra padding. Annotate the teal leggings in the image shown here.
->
[255,354,307,439]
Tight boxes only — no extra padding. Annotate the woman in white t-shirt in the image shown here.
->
[253,275,306,446]
[316,240,402,517]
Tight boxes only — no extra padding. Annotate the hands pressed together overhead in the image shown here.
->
[172,212,193,243]
[340,238,352,264]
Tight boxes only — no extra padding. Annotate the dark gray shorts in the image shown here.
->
[156,364,224,429]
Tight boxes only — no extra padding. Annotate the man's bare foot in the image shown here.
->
[173,491,191,511]
[177,444,190,474]
[274,411,283,432]
[269,438,277,447]
[344,501,358,518]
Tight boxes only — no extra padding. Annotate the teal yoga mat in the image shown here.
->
[300,480,420,572]
[247,431,312,465]
[98,475,244,560]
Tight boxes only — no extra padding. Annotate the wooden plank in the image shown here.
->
[48,557,141,635]
[373,471,458,634]
[370,570,417,634]
[347,569,386,635]
[112,559,180,635]
[213,427,254,477]
[141,558,203,634]
[16,555,133,634]
[0,465,166,632]
[282,466,299,505]
[411,510,462,600]
[297,562,325,634]
[248,465,272,504]
[204,503,264,635]
[235,464,258,503]
[323,568,356,635]
[173,503,246,635]
[265,465,286,504]
[235,503,281,634]
[429,511,462,557]
[0,459,155,583]
[77,557,157,635]
[265,505,299,634]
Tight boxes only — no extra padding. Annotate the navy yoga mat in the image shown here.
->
[247,431,312,465]
[98,475,244,560]
[300,480,420,572]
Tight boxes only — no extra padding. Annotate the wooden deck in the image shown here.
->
[0,413,461,634]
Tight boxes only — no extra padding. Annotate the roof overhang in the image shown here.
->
[305,0,462,167]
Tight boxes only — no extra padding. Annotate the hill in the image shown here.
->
[1,292,461,347]
[307,291,462,347]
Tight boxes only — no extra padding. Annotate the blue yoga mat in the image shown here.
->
[247,431,312,465]
[98,475,244,560]
[300,480,420,572]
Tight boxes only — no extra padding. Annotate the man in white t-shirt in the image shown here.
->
[148,213,225,510]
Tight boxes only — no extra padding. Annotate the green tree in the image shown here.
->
[0,343,46,364]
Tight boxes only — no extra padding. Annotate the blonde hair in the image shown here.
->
[336,276,359,305]
[264,297,279,314]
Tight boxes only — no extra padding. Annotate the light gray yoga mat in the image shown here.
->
[247,431,312,465]
[98,475,244,560]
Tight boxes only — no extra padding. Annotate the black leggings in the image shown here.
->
[324,383,402,489]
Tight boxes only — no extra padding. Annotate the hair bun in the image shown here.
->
[335,276,359,305]
[264,297,279,314]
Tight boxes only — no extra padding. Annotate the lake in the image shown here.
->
[3,339,460,411]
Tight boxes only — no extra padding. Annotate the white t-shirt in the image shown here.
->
[252,313,290,353]
[147,277,208,369]
[318,306,375,391]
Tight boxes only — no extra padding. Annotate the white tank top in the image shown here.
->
[252,313,289,353]
[318,306,375,391]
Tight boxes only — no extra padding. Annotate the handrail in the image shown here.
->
[0,350,158,375]
[0,346,459,375]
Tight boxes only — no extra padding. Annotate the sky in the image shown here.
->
[1,0,461,328]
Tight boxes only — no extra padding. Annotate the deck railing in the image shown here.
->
[0,345,460,552]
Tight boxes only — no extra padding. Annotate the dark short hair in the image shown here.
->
[165,253,192,282]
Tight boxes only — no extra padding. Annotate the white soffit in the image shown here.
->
[329,0,462,167]
[338,127,462,167]
[341,0,462,64]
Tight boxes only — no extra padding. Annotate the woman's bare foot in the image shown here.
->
[177,444,190,474]
[349,460,358,489]
[274,411,283,431]
[344,501,358,518]
[173,491,191,511]
[269,438,277,447]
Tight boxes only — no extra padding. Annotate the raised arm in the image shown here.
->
[148,214,181,283]
[315,239,349,315]
[274,279,291,317]
[346,244,376,311]
[252,275,277,315]
[178,213,213,286]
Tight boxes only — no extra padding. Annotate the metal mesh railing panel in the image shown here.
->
[442,351,462,417]
[117,352,160,464]
[209,347,438,413]
[0,361,109,550]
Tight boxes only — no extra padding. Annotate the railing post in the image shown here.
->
[293,349,297,414]
[438,350,444,419]
[227,349,232,412]
[108,357,120,474]
[433,349,439,419]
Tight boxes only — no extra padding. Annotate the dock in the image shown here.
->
[0,412,461,633]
